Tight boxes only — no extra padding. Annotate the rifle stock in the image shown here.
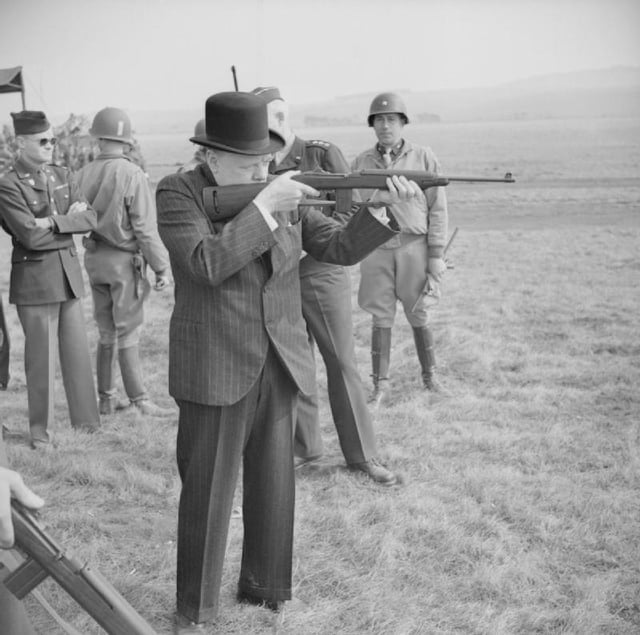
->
[4,500,156,635]
[201,170,515,223]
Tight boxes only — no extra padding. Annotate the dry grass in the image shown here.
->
[1,119,639,633]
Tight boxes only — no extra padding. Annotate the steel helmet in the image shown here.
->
[367,92,409,126]
[193,118,206,138]
[90,107,133,144]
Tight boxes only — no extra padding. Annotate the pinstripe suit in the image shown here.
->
[156,163,397,621]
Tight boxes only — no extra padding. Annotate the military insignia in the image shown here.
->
[28,179,35,186]
[382,100,388,106]
[307,140,330,148]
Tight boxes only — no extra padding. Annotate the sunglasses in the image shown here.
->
[34,137,57,147]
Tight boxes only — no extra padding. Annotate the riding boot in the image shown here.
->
[412,326,445,392]
[118,345,173,417]
[369,326,391,405]
[97,343,128,414]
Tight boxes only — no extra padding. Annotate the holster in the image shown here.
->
[132,253,148,299]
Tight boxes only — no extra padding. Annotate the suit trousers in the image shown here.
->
[16,300,99,441]
[175,346,296,623]
[295,258,377,464]
[0,297,9,387]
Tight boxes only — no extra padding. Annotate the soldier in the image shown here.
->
[252,86,397,486]
[178,119,207,173]
[352,93,449,400]
[0,111,100,448]
[75,107,172,417]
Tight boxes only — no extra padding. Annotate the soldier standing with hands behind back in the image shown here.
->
[0,111,100,449]
[352,93,449,402]
[75,107,172,417]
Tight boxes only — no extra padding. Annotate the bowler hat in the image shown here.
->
[11,111,50,135]
[190,92,284,155]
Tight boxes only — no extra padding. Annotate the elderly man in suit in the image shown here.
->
[0,111,100,449]
[156,91,420,632]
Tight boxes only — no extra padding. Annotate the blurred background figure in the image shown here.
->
[177,119,206,173]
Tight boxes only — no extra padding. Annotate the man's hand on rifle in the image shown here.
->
[254,171,320,214]
[0,467,44,548]
[369,175,423,206]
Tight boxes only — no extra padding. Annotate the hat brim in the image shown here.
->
[189,130,284,155]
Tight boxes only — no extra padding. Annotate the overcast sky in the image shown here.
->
[1,0,639,121]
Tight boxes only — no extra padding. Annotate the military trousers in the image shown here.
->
[84,244,150,348]
[175,346,296,623]
[358,233,430,328]
[16,299,99,441]
[296,257,377,464]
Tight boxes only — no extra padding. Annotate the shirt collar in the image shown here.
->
[376,139,405,159]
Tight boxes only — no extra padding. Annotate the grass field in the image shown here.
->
[1,117,639,634]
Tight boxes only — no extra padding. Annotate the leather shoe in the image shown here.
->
[348,458,397,486]
[173,613,208,634]
[237,590,283,612]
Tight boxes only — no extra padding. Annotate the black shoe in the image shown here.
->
[173,613,208,634]
[348,458,398,486]
[237,590,283,612]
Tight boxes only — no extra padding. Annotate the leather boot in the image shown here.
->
[412,326,446,392]
[118,346,173,417]
[97,343,129,414]
[369,326,391,405]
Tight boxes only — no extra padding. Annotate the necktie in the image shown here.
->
[382,149,392,167]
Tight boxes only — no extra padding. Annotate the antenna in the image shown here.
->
[231,66,239,91]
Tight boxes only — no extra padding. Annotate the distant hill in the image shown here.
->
[126,66,640,134]
[291,66,640,126]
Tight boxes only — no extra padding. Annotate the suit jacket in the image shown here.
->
[0,157,97,305]
[156,163,397,406]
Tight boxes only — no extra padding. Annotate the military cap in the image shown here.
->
[11,110,50,135]
[251,86,283,104]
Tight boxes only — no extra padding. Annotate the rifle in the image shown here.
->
[231,65,239,91]
[201,170,515,222]
[3,500,157,635]
[411,227,459,313]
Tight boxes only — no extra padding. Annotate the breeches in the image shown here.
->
[358,233,429,328]
[84,245,149,348]
[175,347,297,622]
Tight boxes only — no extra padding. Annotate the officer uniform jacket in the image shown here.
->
[270,137,353,224]
[156,162,398,406]
[352,139,448,256]
[0,156,97,305]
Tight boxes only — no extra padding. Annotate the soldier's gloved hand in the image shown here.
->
[427,257,447,282]
[0,466,45,548]
[154,273,171,291]
[254,171,319,214]
[371,175,423,206]
[68,201,88,214]
[33,217,54,229]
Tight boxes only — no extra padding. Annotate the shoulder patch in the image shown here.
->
[306,139,331,150]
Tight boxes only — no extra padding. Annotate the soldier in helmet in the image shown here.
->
[252,86,397,486]
[178,119,207,173]
[352,92,449,400]
[0,111,100,448]
[75,107,173,417]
